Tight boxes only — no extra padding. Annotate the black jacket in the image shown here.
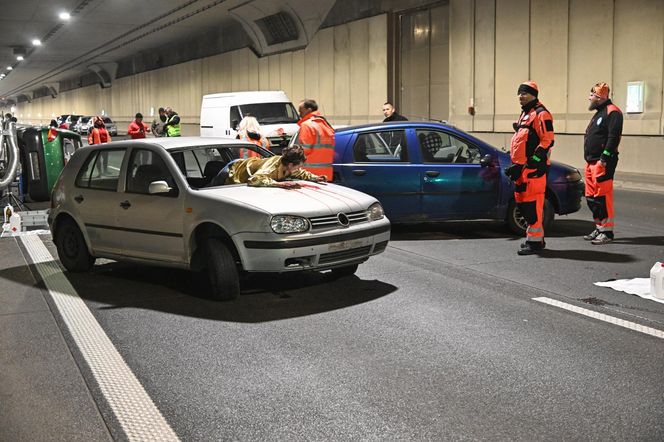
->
[584,100,623,162]
[383,112,408,122]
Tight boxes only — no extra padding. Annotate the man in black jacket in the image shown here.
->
[583,82,623,245]
[382,102,408,122]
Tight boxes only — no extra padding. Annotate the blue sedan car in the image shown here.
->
[332,121,584,235]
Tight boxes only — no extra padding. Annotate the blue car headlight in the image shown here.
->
[270,215,310,233]
[367,202,385,221]
[565,170,582,182]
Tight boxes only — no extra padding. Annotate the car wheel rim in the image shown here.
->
[63,230,79,258]
[513,207,528,231]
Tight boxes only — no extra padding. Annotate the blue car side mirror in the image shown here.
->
[480,154,493,167]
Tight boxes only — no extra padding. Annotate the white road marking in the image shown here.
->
[21,235,180,441]
[533,296,664,340]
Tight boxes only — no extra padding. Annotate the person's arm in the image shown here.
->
[290,168,326,182]
[170,114,181,125]
[601,110,623,163]
[127,122,138,136]
[526,109,554,177]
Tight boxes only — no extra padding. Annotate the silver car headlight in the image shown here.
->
[270,215,310,233]
[367,202,385,221]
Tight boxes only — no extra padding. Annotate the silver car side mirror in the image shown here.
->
[149,180,172,194]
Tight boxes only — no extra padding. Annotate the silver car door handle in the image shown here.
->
[425,171,440,177]
[74,195,84,203]
[352,170,366,176]
[120,200,131,209]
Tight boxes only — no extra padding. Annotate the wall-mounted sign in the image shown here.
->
[626,81,644,113]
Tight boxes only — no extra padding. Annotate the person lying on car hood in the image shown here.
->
[210,144,327,188]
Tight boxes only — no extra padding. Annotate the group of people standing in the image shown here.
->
[507,80,622,255]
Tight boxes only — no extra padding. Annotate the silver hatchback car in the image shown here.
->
[49,137,390,300]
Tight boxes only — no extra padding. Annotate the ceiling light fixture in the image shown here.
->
[32,39,42,46]
[16,56,24,61]
[6,66,13,71]
[59,12,71,20]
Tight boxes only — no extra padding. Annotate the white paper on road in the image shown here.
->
[594,278,664,304]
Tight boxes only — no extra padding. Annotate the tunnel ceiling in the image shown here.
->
[0,0,336,103]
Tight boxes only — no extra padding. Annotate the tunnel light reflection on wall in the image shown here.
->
[626,81,644,113]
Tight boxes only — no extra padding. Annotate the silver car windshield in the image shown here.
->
[170,145,272,187]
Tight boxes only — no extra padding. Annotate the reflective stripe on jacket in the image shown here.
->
[295,111,335,181]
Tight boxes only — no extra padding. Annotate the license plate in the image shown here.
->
[328,239,365,252]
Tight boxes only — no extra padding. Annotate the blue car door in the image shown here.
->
[414,128,500,219]
[335,129,422,222]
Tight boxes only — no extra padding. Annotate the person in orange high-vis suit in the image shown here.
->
[504,81,555,255]
[88,116,111,145]
[236,115,271,159]
[293,99,334,182]
[583,82,623,245]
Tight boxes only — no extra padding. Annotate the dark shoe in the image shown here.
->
[520,240,546,249]
[591,233,613,245]
[518,241,545,255]
[583,229,600,241]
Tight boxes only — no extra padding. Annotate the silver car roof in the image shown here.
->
[88,136,256,151]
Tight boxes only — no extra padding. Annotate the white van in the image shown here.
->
[200,91,299,152]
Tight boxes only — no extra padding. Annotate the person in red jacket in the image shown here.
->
[127,112,149,139]
[88,116,111,145]
[505,81,555,255]
[583,82,623,245]
[293,99,334,182]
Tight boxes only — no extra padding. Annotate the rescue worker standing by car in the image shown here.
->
[210,145,326,188]
[293,99,335,182]
[88,116,112,145]
[505,81,555,255]
[583,82,623,245]
[162,107,181,137]
[127,112,149,139]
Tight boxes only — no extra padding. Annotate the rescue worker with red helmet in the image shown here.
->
[505,81,555,255]
[293,99,334,182]
[583,82,623,244]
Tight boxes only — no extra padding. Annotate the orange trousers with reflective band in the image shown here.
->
[584,161,614,233]
[514,169,546,242]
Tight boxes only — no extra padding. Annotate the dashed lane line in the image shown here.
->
[533,296,664,340]
[20,235,180,441]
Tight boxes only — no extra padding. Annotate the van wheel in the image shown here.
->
[205,238,240,301]
[506,199,554,236]
[330,263,359,279]
[55,219,95,272]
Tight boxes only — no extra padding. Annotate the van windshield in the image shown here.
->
[239,102,299,125]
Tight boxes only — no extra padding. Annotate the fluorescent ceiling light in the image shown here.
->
[6,66,13,70]
[16,56,24,61]
[32,39,42,46]
[59,12,71,20]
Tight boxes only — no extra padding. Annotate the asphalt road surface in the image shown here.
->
[11,188,664,441]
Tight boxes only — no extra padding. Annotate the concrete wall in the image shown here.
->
[449,0,664,175]
[16,14,388,135]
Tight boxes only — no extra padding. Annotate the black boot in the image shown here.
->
[518,240,545,255]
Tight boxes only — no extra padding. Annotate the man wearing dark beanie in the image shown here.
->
[504,81,555,255]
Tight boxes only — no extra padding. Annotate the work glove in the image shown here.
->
[504,163,523,182]
[526,147,548,178]
[599,149,613,165]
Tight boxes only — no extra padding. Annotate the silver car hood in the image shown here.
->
[200,182,376,215]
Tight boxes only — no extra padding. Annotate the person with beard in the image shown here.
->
[582,82,623,245]
[382,102,408,122]
[504,81,555,255]
[236,115,271,158]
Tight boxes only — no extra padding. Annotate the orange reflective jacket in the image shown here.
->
[295,111,335,181]
[238,133,271,158]
[88,128,111,145]
[510,100,554,165]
